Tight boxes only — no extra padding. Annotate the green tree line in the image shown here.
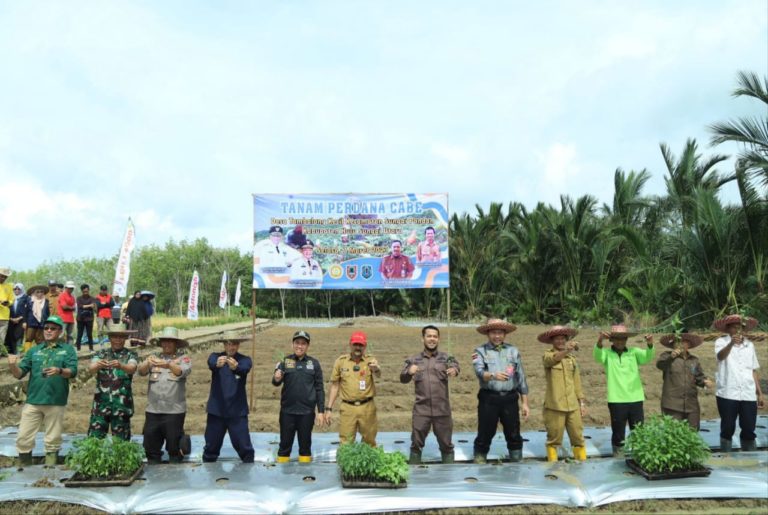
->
[13,72,767,330]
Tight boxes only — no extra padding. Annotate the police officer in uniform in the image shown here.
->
[326,331,381,446]
[472,318,530,463]
[272,330,324,463]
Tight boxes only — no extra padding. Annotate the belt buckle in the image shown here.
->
[354,400,362,406]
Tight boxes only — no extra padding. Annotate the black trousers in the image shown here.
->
[143,412,186,462]
[278,412,315,457]
[76,319,94,350]
[473,389,523,454]
[608,401,644,447]
[717,396,757,441]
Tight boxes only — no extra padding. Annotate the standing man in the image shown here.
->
[416,227,441,264]
[75,284,97,351]
[58,281,77,346]
[0,267,13,352]
[7,315,78,466]
[400,325,459,464]
[254,225,298,272]
[379,240,415,280]
[593,324,655,456]
[540,325,587,462]
[46,280,62,318]
[203,331,255,463]
[138,327,192,464]
[95,285,115,345]
[326,331,381,446]
[713,314,764,452]
[472,318,530,464]
[656,332,713,431]
[272,330,324,463]
[87,326,139,440]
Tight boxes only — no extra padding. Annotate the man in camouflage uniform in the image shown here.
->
[87,326,139,440]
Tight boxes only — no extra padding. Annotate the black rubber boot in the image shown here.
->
[720,438,733,453]
[441,451,455,464]
[16,452,33,468]
[740,439,757,452]
[408,451,422,465]
[508,449,523,462]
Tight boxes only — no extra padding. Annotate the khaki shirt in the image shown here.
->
[657,351,706,413]
[400,350,459,417]
[46,292,61,317]
[331,354,378,401]
[543,349,583,412]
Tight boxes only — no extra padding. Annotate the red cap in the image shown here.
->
[349,331,367,346]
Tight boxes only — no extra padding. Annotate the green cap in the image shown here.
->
[45,315,65,329]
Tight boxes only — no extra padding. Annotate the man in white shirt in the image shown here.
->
[253,226,298,273]
[713,314,764,452]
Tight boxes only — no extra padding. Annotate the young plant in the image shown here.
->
[337,442,409,485]
[624,415,710,474]
[65,436,145,479]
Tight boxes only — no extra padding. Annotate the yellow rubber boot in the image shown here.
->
[573,446,587,461]
[298,455,312,464]
[546,446,558,462]
[276,456,290,463]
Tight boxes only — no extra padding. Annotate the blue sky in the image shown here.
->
[1,0,765,271]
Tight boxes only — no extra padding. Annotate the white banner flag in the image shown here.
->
[234,278,242,307]
[187,270,200,320]
[218,271,228,309]
[112,218,136,297]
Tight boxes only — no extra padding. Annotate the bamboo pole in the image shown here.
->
[249,288,257,411]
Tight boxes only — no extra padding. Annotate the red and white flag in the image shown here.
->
[112,218,135,297]
[218,271,228,309]
[234,278,242,307]
[187,270,200,320]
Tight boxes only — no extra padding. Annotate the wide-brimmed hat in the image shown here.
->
[0,267,11,277]
[292,330,311,343]
[149,327,189,348]
[140,290,156,299]
[713,314,759,333]
[538,325,578,344]
[606,324,638,339]
[64,280,76,289]
[28,285,50,295]
[107,323,137,338]
[218,330,250,343]
[659,333,703,349]
[476,318,517,335]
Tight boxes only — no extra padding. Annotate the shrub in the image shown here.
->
[65,436,145,479]
[337,442,409,485]
[624,415,710,474]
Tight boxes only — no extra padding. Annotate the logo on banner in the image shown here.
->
[329,264,343,279]
[346,265,358,280]
[361,265,373,280]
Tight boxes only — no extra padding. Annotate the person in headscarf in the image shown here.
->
[5,283,28,355]
[24,286,50,346]
[124,291,149,346]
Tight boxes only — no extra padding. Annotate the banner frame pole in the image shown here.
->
[249,288,257,411]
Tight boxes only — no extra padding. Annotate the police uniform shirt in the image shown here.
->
[146,352,192,414]
[272,353,325,415]
[206,351,252,417]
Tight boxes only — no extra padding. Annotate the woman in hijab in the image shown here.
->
[125,290,149,346]
[5,283,28,354]
[24,285,50,345]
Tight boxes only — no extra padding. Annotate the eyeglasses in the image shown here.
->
[13,287,20,290]
[43,326,61,331]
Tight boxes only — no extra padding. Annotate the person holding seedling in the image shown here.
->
[471,318,530,464]
[400,324,460,464]
[540,325,587,462]
[87,325,139,440]
[594,324,654,456]
[7,315,78,467]
[326,331,381,446]
[272,330,324,463]
[138,327,192,464]
[656,331,712,431]
[203,331,254,463]
[713,314,764,452]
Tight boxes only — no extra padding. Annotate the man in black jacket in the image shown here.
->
[272,330,325,463]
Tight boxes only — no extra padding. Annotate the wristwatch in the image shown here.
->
[325,406,332,412]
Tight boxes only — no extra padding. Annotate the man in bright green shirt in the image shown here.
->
[7,315,78,467]
[593,324,654,456]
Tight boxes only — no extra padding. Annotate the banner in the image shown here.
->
[112,218,136,297]
[218,271,228,308]
[187,270,200,320]
[234,278,242,307]
[252,193,449,289]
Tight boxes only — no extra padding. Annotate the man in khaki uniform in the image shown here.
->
[325,331,381,446]
[400,325,459,464]
[540,325,587,462]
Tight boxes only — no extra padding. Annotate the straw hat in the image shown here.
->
[107,323,137,338]
[606,324,638,339]
[218,330,250,343]
[149,327,189,348]
[713,314,758,333]
[659,333,703,349]
[537,325,578,343]
[476,318,517,335]
[27,285,50,295]
[0,267,11,277]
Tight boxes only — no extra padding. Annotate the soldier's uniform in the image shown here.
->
[88,347,139,440]
[542,349,585,450]
[331,354,379,446]
[400,351,459,458]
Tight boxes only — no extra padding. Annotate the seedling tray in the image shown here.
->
[625,459,711,481]
[64,465,144,488]
[341,475,407,489]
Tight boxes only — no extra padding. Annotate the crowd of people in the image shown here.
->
[3,288,763,466]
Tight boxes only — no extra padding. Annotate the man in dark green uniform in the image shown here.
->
[87,326,139,440]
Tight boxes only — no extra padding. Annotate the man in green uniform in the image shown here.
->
[7,315,78,466]
[87,326,139,440]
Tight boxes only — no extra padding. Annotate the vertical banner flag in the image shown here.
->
[187,270,200,320]
[219,271,228,308]
[112,218,136,297]
[252,193,449,289]
[234,278,242,307]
